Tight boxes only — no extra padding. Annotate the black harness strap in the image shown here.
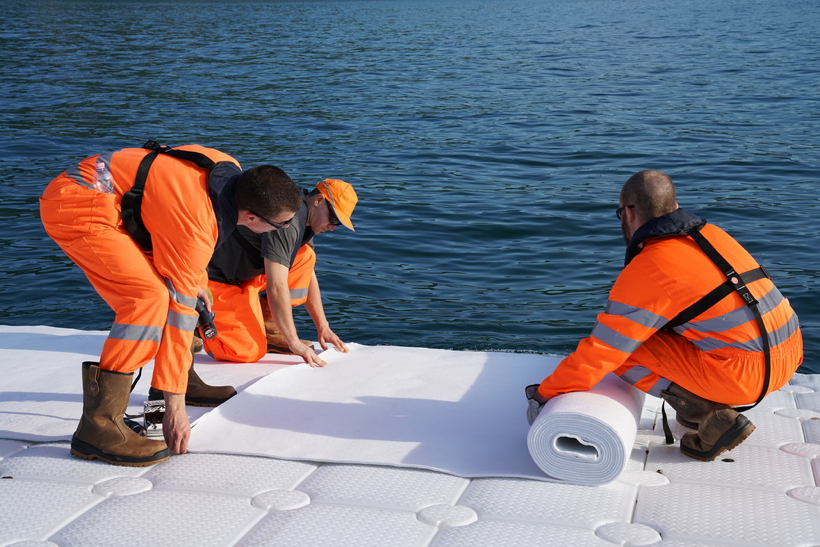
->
[162,148,216,171]
[665,268,769,330]
[121,147,160,251]
[121,141,217,252]
[658,226,774,444]
[119,142,223,398]
[661,403,674,445]
[684,228,773,413]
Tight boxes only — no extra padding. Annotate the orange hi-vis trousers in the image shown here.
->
[39,144,235,394]
[203,244,316,363]
[40,176,201,393]
[613,327,802,403]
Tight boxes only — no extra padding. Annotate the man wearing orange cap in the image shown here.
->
[203,179,358,367]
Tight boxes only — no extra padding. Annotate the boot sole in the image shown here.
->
[185,399,224,407]
[186,390,237,407]
[152,387,237,407]
[71,437,170,467]
[681,415,755,462]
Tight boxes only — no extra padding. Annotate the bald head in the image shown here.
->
[620,170,677,224]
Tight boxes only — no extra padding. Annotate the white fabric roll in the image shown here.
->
[527,374,645,485]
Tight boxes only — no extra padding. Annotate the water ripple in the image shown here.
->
[0,0,818,371]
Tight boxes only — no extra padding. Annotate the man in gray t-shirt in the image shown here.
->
[204,179,358,367]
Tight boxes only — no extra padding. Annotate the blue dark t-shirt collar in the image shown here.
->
[625,208,706,266]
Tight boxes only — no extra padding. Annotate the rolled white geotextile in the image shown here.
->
[527,374,645,485]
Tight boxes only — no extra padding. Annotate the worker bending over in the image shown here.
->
[41,142,303,466]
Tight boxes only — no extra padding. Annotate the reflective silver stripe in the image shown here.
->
[320,180,337,213]
[65,162,94,189]
[690,313,800,353]
[617,366,670,397]
[758,286,785,312]
[165,278,198,309]
[679,286,785,335]
[684,305,756,335]
[648,378,672,397]
[590,322,643,354]
[167,309,198,332]
[290,287,309,300]
[769,312,801,346]
[109,323,163,343]
[605,300,668,329]
[619,364,652,385]
[691,334,762,353]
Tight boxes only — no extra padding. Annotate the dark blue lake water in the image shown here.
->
[1,0,818,373]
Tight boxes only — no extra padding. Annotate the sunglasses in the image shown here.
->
[326,201,342,227]
[251,211,294,229]
[320,180,343,227]
[615,205,634,220]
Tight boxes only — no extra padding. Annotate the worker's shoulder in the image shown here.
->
[174,144,241,167]
[625,236,708,283]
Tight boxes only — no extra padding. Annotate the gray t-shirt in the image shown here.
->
[207,189,314,286]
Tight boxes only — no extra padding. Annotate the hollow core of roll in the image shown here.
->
[554,435,600,462]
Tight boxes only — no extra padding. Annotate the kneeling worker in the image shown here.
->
[204,178,358,368]
[40,142,303,466]
[526,170,803,461]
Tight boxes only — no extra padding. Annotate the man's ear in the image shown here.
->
[625,205,638,223]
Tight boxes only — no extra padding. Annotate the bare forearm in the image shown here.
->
[268,283,301,347]
[264,258,327,366]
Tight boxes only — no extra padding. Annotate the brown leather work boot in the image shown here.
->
[260,293,311,354]
[71,362,170,467]
[660,383,712,428]
[191,334,203,354]
[681,409,755,461]
[184,362,237,407]
[660,383,755,461]
[148,355,237,407]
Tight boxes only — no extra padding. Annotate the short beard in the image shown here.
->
[621,217,631,246]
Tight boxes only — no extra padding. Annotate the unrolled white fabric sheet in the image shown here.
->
[190,343,646,484]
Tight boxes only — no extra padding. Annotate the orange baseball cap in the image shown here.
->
[316,179,357,231]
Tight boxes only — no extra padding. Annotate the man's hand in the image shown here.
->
[317,325,349,353]
[293,341,327,368]
[197,286,212,312]
[162,392,191,454]
[525,384,549,426]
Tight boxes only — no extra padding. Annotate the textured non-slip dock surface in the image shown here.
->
[1,327,819,546]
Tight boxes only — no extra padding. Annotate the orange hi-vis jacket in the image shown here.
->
[537,209,803,405]
[40,145,241,393]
